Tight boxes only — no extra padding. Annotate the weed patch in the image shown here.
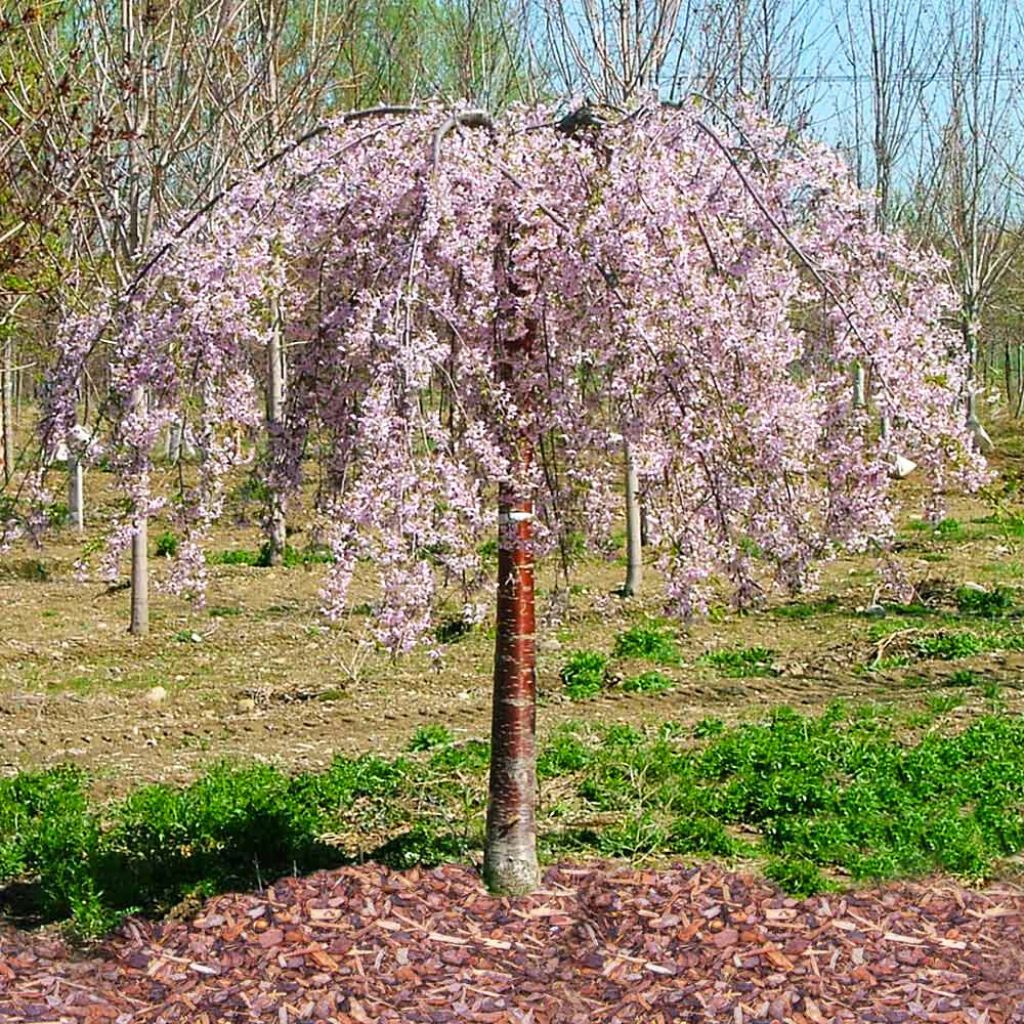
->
[622,670,674,694]
[560,650,609,700]
[773,597,839,619]
[613,623,680,665]
[699,646,778,677]
[407,724,454,751]
[955,585,1014,619]
[155,532,179,558]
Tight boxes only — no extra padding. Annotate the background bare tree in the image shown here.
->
[914,0,1024,450]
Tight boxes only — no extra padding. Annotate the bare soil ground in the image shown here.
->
[3,432,1024,791]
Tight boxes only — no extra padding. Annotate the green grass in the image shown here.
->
[955,585,1014,619]
[622,670,674,694]
[559,650,608,700]
[613,623,680,665]
[7,705,1024,937]
[154,531,179,558]
[206,547,264,566]
[206,543,334,568]
[868,619,1024,667]
[772,596,839,619]
[699,645,778,677]
[907,517,965,541]
[407,724,454,751]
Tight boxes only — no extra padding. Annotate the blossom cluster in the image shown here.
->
[42,103,986,646]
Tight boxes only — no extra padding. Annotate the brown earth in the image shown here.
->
[2,433,1024,791]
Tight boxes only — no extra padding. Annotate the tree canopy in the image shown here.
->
[41,103,984,641]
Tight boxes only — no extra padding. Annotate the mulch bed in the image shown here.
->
[1,863,1023,1023]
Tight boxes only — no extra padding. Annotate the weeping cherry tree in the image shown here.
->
[41,103,984,893]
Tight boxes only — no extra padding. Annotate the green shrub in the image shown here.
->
[560,650,609,700]
[763,857,837,897]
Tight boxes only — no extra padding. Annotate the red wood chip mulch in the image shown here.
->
[1,863,1023,1023]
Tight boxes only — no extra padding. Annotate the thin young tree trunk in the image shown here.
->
[964,321,993,451]
[1016,346,1024,418]
[484,314,539,896]
[853,361,866,409]
[261,3,287,566]
[129,385,149,636]
[130,516,149,635]
[622,437,643,596]
[266,296,287,564]
[68,456,84,531]
[1004,340,1012,408]
[2,334,13,484]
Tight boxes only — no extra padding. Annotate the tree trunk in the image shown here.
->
[129,385,149,636]
[853,361,866,409]
[964,321,993,452]
[1004,340,1012,408]
[167,420,181,462]
[484,480,539,895]
[2,334,13,484]
[1016,346,1024,418]
[261,4,287,567]
[68,456,84,532]
[621,437,642,596]
[484,309,539,896]
[266,297,287,564]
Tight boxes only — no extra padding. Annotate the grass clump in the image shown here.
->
[763,857,838,897]
[560,650,609,700]
[613,623,680,665]
[206,543,334,568]
[912,630,985,660]
[949,668,982,687]
[909,517,965,541]
[208,605,243,618]
[622,670,674,694]
[955,585,1014,619]
[154,531,179,558]
[699,646,778,677]
[773,596,839,619]
[407,724,454,751]
[693,716,726,738]
[207,547,263,566]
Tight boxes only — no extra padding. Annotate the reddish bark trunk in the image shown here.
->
[484,315,540,895]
